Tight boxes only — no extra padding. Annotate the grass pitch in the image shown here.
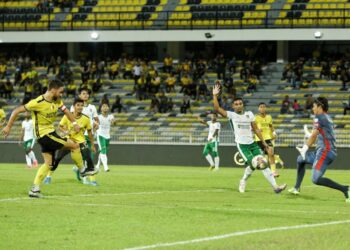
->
[0,164,350,250]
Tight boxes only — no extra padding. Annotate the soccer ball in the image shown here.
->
[251,155,268,170]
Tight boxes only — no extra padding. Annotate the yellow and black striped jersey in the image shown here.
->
[60,114,91,144]
[255,114,274,141]
[24,95,66,138]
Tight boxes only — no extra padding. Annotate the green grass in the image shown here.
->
[0,164,350,250]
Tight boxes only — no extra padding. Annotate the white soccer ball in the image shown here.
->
[251,155,268,170]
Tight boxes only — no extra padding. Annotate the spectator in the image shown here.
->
[0,61,7,79]
[123,60,133,79]
[47,56,56,74]
[111,95,125,113]
[215,54,226,80]
[246,75,258,93]
[228,56,237,74]
[158,92,168,113]
[223,76,233,94]
[109,60,119,80]
[133,62,142,86]
[280,95,291,114]
[136,75,147,100]
[180,74,192,95]
[163,54,173,73]
[149,95,159,114]
[167,98,174,112]
[165,73,176,93]
[304,94,314,114]
[292,99,303,116]
[180,95,192,114]
[343,96,350,115]
[197,78,209,101]
[319,61,330,79]
[340,67,349,91]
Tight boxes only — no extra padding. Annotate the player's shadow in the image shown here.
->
[285,194,318,201]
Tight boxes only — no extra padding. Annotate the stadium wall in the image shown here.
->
[1,143,349,169]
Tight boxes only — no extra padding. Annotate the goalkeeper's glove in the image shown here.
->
[296,144,309,160]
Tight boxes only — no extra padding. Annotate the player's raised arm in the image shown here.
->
[212,84,227,118]
[2,105,26,138]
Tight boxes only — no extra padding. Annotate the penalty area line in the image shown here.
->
[122,220,350,250]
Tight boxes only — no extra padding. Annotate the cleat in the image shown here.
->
[82,177,90,185]
[208,166,214,171]
[28,189,43,198]
[80,167,98,177]
[104,169,110,172]
[90,181,98,186]
[72,166,81,181]
[274,183,287,194]
[33,160,38,168]
[239,179,246,193]
[346,198,350,203]
[213,167,219,172]
[26,165,32,168]
[288,187,300,195]
[43,176,51,184]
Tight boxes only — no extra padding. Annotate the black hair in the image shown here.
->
[79,87,90,94]
[48,79,64,90]
[233,97,243,103]
[258,102,266,107]
[314,97,329,112]
[101,101,110,107]
[73,98,84,105]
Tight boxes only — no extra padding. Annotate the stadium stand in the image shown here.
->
[3,0,350,30]
[1,52,349,147]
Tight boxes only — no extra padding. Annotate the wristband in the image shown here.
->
[73,121,77,125]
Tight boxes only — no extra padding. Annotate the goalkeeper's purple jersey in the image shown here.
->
[313,113,336,153]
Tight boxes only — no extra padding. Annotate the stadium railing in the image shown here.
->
[1,129,349,147]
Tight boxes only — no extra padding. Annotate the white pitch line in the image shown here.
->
[122,220,350,250]
[0,189,225,202]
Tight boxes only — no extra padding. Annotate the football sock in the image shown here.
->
[100,154,108,171]
[34,164,50,186]
[96,154,101,170]
[25,155,32,167]
[315,177,348,194]
[214,157,219,169]
[270,163,276,173]
[205,155,214,167]
[295,162,306,190]
[242,166,253,181]
[261,168,277,189]
[28,151,37,162]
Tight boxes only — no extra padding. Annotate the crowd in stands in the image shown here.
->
[0,51,265,115]
[282,55,350,91]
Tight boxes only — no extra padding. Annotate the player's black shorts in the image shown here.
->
[37,131,67,153]
[257,139,273,154]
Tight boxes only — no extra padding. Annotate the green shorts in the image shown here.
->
[203,141,219,157]
[23,139,35,151]
[236,142,263,167]
[97,135,110,154]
